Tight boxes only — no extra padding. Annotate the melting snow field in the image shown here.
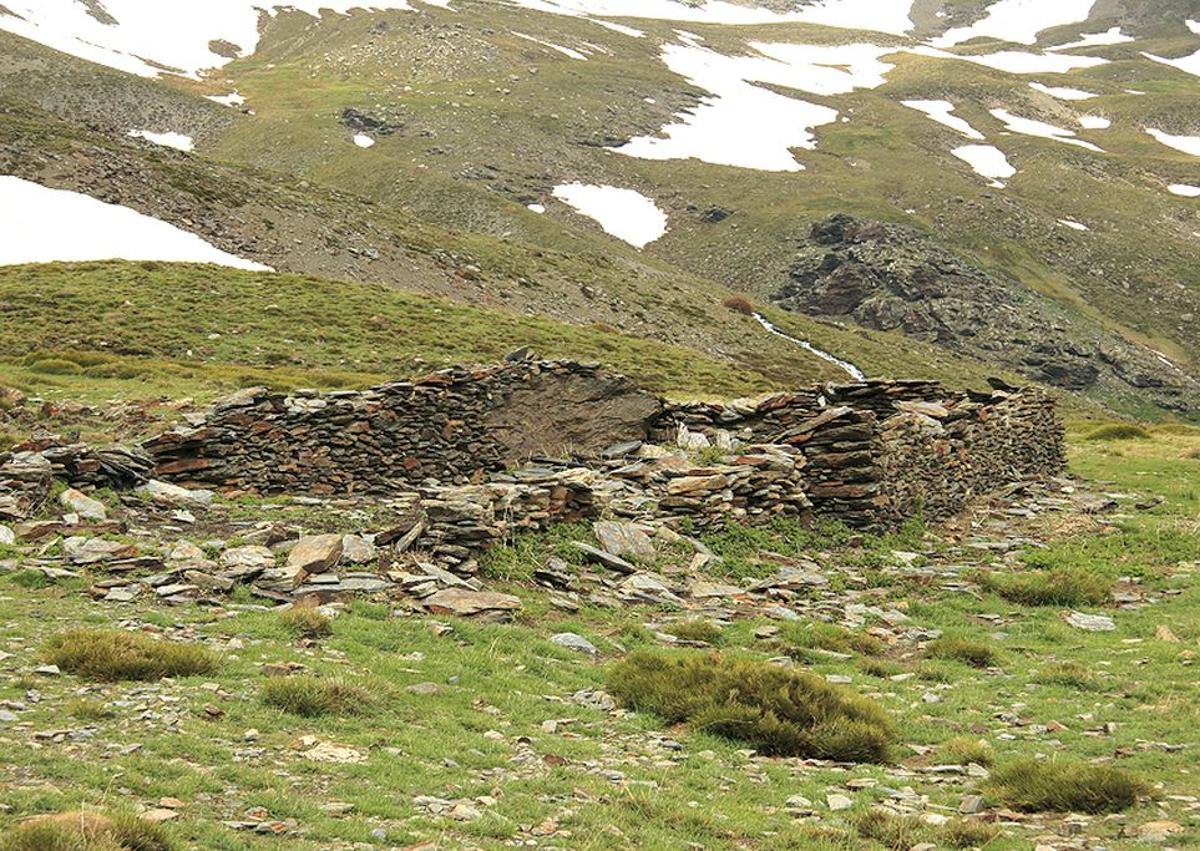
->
[990,108,1103,152]
[901,100,984,139]
[752,313,865,381]
[931,0,1098,48]
[1029,82,1096,100]
[1169,184,1200,198]
[910,45,1107,75]
[352,134,376,148]
[551,183,667,248]
[206,91,246,108]
[1047,27,1132,51]
[616,41,896,171]
[1079,115,1110,130]
[503,0,915,35]
[0,0,424,78]
[1147,128,1200,157]
[128,129,194,152]
[953,144,1016,187]
[0,176,271,270]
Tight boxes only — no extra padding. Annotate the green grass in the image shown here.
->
[927,637,999,669]
[278,607,333,640]
[606,651,894,762]
[981,567,1112,607]
[0,811,173,851]
[988,759,1152,814]
[43,629,219,682]
[260,675,372,717]
[1085,423,1153,441]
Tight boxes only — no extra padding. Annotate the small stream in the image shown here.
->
[753,312,867,381]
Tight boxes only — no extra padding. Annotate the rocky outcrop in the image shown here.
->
[774,215,1200,414]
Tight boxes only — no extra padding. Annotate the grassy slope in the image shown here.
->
[0,426,1197,848]
[202,5,1200,385]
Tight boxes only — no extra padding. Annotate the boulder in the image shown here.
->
[592,521,654,559]
[136,479,215,508]
[59,488,107,521]
[423,588,522,617]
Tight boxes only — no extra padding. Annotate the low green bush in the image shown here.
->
[607,651,893,762]
[279,607,333,639]
[853,810,924,850]
[665,619,725,645]
[778,621,884,658]
[988,759,1151,813]
[982,567,1111,607]
[935,736,994,766]
[1084,423,1151,441]
[927,637,998,669]
[0,810,172,851]
[44,629,218,682]
[261,676,371,717]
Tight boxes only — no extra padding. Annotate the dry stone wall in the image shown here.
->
[141,360,1065,533]
[143,360,661,494]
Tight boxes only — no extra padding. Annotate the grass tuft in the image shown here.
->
[261,675,371,717]
[927,637,998,669]
[778,621,884,659]
[1034,661,1100,690]
[665,619,725,645]
[0,811,172,851]
[982,567,1111,607]
[936,736,994,766]
[988,759,1151,813]
[278,607,333,639]
[941,818,1000,848]
[1085,423,1151,441]
[607,651,893,761]
[722,295,755,316]
[43,629,218,682]
[853,810,924,850]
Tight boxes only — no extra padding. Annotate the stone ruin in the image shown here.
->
[109,358,1064,576]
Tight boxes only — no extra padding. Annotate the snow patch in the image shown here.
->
[1029,82,1096,100]
[551,183,667,248]
[615,40,894,172]
[1058,219,1088,231]
[1142,47,1200,79]
[1047,27,1132,51]
[353,134,376,148]
[910,45,1107,74]
[901,100,984,140]
[0,176,271,270]
[592,19,644,37]
[127,129,194,152]
[0,0,419,79]
[502,0,915,36]
[1168,184,1200,198]
[931,0,1098,48]
[990,108,1104,152]
[1147,128,1200,157]
[1078,115,1110,130]
[514,31,588,60]
[527,203,546,213]
[206,91,246,107]
[753,313,865,381]
[952,144,1015,187]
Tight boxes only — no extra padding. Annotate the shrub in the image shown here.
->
[853,810,924,850]
[44,629,218,682]
[722,295,755,315]
[279,607,332,639]
[1034,661,1100,690]
[261,676,371,717]
[942,819,1000,848]
[988,759,1151,813]
[1084,423,1150,441]
[0,811,172,851]
[607,651,894,761]
[666,619,725,645]
[936,736,994,766]
[928,637,998,669]
[983,568,1111,607]
[28,357,84,376]
[779,621,884,658]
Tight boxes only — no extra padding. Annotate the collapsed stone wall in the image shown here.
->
[143,360,661,494]
[142,360,1065,532]
[653,379,1065,526]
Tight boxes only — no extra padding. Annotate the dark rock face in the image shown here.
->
[340,108,401,136]
[775,214,1200,413]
